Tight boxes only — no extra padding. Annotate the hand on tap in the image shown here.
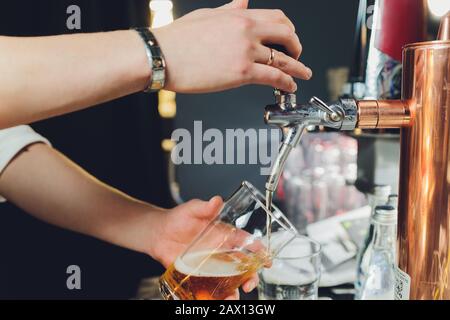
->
[153,0,312,94]
[0,0,311,129]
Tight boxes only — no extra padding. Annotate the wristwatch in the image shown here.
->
[135,28,166,92]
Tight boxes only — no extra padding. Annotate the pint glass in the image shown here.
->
[159,181,298,300]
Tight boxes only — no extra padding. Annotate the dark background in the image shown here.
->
[173,0,360,200]
[0,0,360,299]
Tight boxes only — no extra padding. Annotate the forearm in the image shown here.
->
[0,143,163,256]
[0,30,150,129]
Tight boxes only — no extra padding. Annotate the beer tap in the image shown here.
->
[261,46,408,206]
[264,91,359,203]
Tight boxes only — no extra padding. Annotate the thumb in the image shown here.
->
[181,196,223,220]
[220,0,249,9]
[188,196,223,220]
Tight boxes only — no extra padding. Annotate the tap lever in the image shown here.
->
[274,89,296,109]
[309,96,342,122]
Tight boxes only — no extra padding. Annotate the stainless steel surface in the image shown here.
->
[265,141,299,193]
[264,98,358,131]
[309,96,342,122]
[274,89,296,107]
[264,91,358,197]
[339,99,359,130]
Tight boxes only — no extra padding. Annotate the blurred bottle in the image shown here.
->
[282,133,366,232]
[284,174,313,234]
[359,205,397,300]
[311,168,328,221]
[387,194,398,209]
[354,185,391,298]
[365,0,426,100]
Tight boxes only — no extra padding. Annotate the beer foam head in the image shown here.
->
[175,250,246,277]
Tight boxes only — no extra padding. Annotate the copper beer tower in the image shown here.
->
[359,12,450,299]
[395,12,450,300]
[353,12,450,299]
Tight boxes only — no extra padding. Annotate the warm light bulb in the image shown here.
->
[428,0,450,18]
[161,139,175,152]
[158,90,177,118]
[150,0,173,12]
[150,0,174,28]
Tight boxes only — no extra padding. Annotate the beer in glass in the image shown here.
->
[159,181,298,300]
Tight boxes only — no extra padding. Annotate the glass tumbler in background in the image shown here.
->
[159,181,298,300]
[258,235,322,300]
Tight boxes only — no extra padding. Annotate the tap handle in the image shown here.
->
[309,96,334,114]
[274,88,296,108]
[309,96,342,122]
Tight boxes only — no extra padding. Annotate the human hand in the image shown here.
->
[150,196,260,299]
[152,0,312,94]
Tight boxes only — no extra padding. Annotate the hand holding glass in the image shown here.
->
[159,181,298,300]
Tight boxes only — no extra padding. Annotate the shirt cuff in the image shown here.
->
[0,125,51,202]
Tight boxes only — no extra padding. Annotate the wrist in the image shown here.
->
[96,199,167,259]
[142,209,167,261]
[117,30,154,94]
[137,205,172,266]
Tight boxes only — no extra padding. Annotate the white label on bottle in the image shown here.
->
[395,267,411,300]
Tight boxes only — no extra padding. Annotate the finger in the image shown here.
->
[254,46,312,80]
[201,196,223,220]
[207,196,224,216]
[184,196,223,220]
[220,0,249,9]
[248,63,297,93]
[253,23,302,59]
[241,9,296,32]
[242,273,259,293]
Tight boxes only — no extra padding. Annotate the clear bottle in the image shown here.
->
[354,185,391,299]
[359,205,397,300]
[387,194,398,209]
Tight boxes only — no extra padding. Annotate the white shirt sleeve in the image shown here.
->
[0,125,51,202]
